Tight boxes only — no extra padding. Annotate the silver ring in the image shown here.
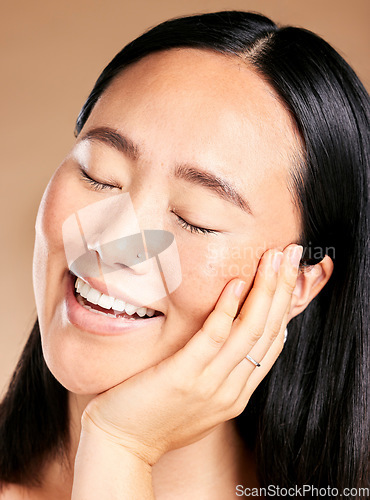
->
[137,252,142,258]
[245,354,261,367]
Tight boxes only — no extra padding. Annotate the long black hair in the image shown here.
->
[1,11,368,496]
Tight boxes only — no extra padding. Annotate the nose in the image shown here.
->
[84,192,156,275]
[63,192,182,302]
[88,229,176,273]
[87,232,150,274]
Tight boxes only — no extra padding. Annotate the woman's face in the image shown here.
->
[33,49,302,394]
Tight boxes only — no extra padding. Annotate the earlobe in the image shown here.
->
[288,255,334,320]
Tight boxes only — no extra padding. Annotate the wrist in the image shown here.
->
[73,422,154,499]
[78,425,153,473]
[80,408,160,468]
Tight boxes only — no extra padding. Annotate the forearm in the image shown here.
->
[72,426,155,500]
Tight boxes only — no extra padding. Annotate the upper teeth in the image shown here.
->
[75,277,155,317]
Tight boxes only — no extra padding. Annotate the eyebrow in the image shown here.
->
[81,126,140,161]
[80,126,253,215]
[174,164,253,215]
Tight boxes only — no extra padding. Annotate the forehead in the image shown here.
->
[88,49,301,172]
[83,48,302,233]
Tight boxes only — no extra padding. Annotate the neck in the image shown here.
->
[28,392,259,499]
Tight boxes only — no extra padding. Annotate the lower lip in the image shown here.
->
[65,273,165,336]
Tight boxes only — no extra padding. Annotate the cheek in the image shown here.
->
[35,168,78,258]
[169,238,259,332]
[34,172,67,250]
[33,166,90,331]
[33,164,97,286]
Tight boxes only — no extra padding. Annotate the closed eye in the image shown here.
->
[79,168,121,191]
[78,169,217,235]
[173,212,218,235]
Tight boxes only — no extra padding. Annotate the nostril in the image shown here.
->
[113,262,131,270]
[98,233,146,269]
[87,240,102,255]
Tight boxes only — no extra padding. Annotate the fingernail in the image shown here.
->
[272,252,284,273]
[234,280,246,298]
[290,245,303,268]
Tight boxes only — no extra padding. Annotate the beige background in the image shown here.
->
[1,0,369,394]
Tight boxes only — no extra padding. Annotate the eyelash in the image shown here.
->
[79,169,216,235]
[79,168,119,191]
[174,213,217,235]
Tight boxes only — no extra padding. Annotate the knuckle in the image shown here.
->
[259,279,276,298]
[247,327,264,344]
[207,330,227,349]
[282,278,296,295]
[216,310,236,330]
[197,380,216,401]
[267,320,282,342]
[265,282,276,298]
[171,371,194,394]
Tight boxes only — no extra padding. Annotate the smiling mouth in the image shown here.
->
[74,276,164,320]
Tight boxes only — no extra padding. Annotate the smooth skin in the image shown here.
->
[72,246,303,499]
[2,49,334,499]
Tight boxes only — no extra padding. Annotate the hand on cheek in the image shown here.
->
[79,244,303,467]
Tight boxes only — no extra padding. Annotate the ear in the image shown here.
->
[287,255,334,321]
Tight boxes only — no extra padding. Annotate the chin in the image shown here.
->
[41,340,135,395]
[47,362,121,395]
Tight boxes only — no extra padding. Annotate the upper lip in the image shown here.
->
[71,272,163,313]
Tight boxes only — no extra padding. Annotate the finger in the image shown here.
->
[223,300,290,401]
[178,278,246,374]
[235,313,291,416]
[200,244,300,420]
[205,248,284,380]
[215,245,301,409]
[245,306,290,387]
[196,297,290,423]
[241,244,302,371]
